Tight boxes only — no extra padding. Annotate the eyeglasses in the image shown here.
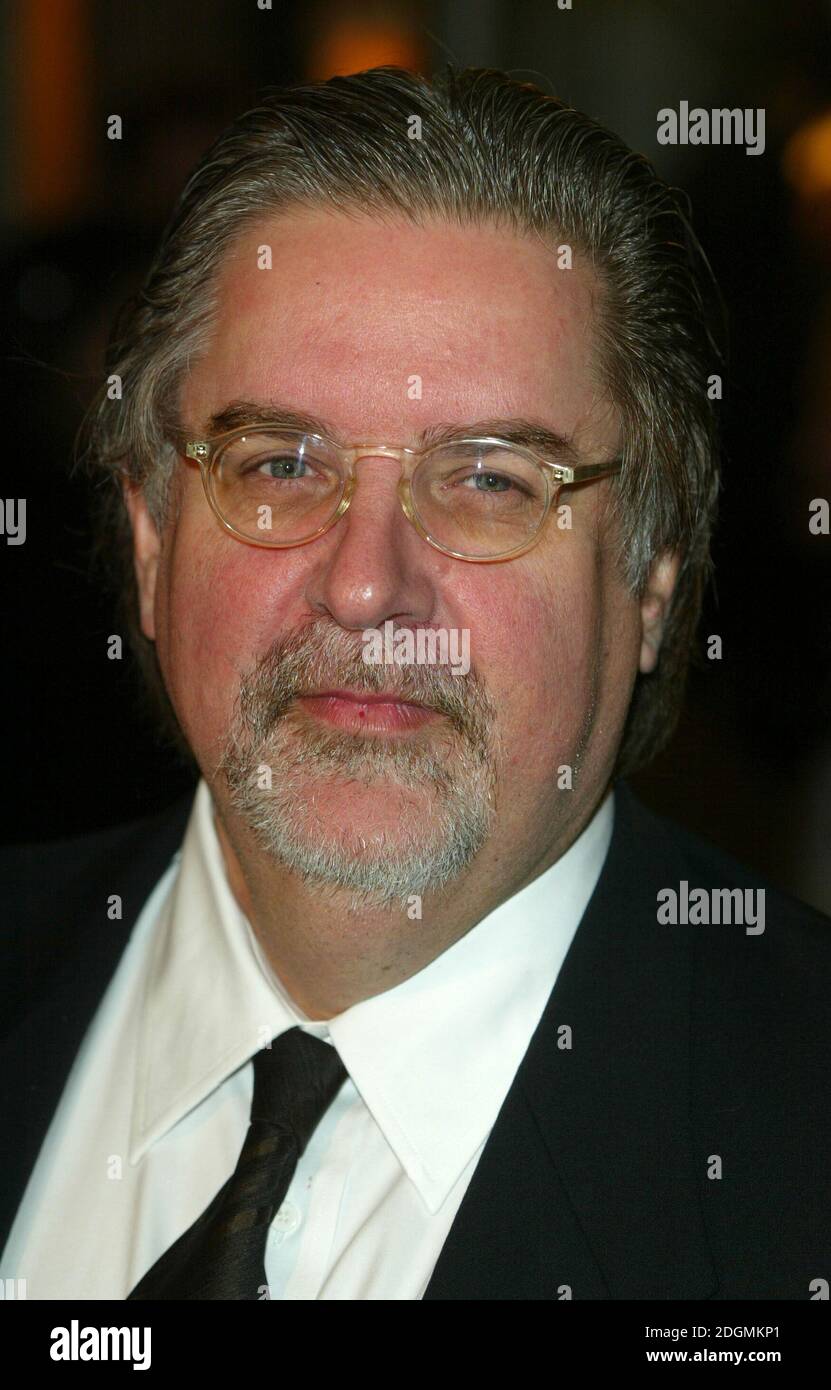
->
[180,424,622,562]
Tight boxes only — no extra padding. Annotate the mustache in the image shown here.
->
[232,618,496,745]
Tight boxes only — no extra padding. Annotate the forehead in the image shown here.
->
[180,206,607,443]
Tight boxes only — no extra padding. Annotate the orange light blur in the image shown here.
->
[16,0,92,226]
[782,110,831,197]
[307,19,425,80]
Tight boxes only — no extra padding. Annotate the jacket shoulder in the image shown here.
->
[613,779,831,1048]
[0,788,197,1023]
[615,778,830,934]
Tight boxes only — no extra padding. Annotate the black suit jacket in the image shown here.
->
[2,780,830,1300]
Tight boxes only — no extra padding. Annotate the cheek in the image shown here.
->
[466,564,602,772]
[153,530,301,764]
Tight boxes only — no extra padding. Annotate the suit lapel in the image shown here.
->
[424,782,719,1299]
[0,791,195,1256]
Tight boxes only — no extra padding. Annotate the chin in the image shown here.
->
[222,759,496,910]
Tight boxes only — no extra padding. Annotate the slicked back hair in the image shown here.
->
[75,64,724,779]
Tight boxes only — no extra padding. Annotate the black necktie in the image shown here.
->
[127,1026,348,1300]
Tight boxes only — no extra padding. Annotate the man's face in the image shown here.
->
[128,207,655,908]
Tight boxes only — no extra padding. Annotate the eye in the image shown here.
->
[426,443,544,504]
[447,463,537,501]
[460,469,517,494]
[255,453,310,480]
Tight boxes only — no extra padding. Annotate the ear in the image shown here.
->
[639,550,681,674]
[123,479,161,642]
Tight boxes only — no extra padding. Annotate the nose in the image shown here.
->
[304,454,437,632]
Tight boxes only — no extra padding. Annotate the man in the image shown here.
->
[2,65,829,1301]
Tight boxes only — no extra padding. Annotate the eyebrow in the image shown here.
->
[200,399,583,466]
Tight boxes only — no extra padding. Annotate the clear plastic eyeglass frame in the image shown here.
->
[180,424,623,563]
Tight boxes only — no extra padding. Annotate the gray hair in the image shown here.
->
[75,64,724,778]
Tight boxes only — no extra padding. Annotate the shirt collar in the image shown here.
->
[130,778,614,1212]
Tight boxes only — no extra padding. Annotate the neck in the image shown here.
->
[211,783,609,1019]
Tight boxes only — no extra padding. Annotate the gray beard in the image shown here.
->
[214,621,500,912]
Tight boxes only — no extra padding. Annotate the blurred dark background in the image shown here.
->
[2,0,829,911]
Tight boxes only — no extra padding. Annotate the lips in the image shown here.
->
[296,688,439,732]
[306,688,429,706]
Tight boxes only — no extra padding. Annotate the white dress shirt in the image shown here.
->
[1,777,613,1300]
